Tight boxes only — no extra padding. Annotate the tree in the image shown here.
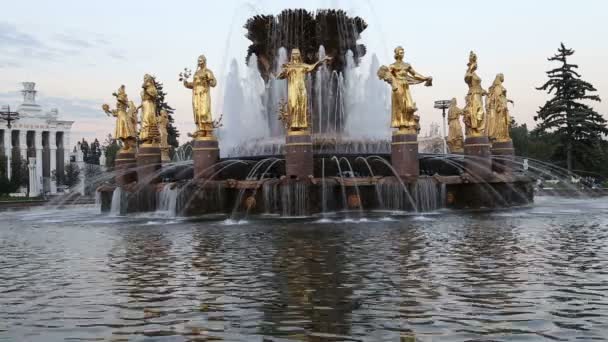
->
[0,155,15,195]
[10,158,28,192]
[101,134,121,169]
[535,43,608,172]
[63,163,81,188]
[83,164,102,195]
[153,77,180,148]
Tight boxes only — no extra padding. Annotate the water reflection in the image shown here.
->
[0,198,607,341]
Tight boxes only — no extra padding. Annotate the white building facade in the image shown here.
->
[1,82,74,196]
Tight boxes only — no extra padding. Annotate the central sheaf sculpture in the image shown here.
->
[378,46,432,179]
[180,54,221,179]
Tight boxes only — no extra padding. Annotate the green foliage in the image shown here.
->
[79,138,102,165]
[10,158,28,190]
[535,43,608,171]
[153,77,180,148]
[84,164,103,195]
[102,134,120,169]
[63,163,81,188]
[0,155,7,179]
[0,175,15,195]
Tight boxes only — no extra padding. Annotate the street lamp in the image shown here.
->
[0,105,20,129]
[434,100,451,154]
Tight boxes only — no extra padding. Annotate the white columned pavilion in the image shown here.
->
[2,129,10,179]
[49,132,57,193]
[0,82,74,195]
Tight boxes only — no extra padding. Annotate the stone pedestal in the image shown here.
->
[136,143,161,184]
[285,131,313,179]
[464,136,492,179]
[114,150,137,186]
[193,137,219,179]
[391,132,419,180]
[492,139,515,173]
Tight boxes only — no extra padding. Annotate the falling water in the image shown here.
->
[110,187,122,215]
[157,184,178,217]
[413,178,442,212]
[94,191,101,211]
[265,47,288,136]
[262,180,280,214]
[344,53,390,139]
[280,182,309,217]
[220,59,245,150]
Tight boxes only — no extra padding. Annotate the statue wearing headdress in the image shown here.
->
[486,73,514,142]
[181,54,219,138]
[447,98,464,153]
[277,48,331,133]
[463,51,487,137]
[102,85,137,152]
[139,74,160,144]
[378,46,432,134]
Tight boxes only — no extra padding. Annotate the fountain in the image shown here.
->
[96,8,534,218]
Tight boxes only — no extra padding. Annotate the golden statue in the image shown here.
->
[157,109,170,161]
[277,48,331,133]
[463,51,487,137]
[139,74,160,144]
[181,54,218,138]
[102,85,137,152]
[378,46,432,134]
[486,73,514,142]
[447,98,464,153]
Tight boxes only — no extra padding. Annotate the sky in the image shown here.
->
[1,0,607,146]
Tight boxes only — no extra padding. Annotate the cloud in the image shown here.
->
[0,21,127,68]
[53,33,92,48]
[107,50,126,60]
[0,22,41,48]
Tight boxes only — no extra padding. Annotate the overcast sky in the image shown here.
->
[1,0,606,145]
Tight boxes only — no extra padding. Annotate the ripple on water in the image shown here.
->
[0,199,608,341]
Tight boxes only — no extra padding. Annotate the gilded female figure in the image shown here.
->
[139,74,159,144]
[463,51,487,137]
[182,54,217,136]
[486,73,513,142]
[157,109,170,161]
[102,85,136,151]
[447,98,464,153]
[277,48,331,132]
[378,46,432,133]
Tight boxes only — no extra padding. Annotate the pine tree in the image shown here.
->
[535,43,608,172]
[152,77,180,148]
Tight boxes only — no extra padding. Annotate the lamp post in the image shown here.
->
[0,105,20,129]
[434,100,450,154]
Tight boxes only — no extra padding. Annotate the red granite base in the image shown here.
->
[193,138,219,179]
[137,144,162,184]
[114,151,137,186]
[492,139,515,173]
[391,133,419,180]
[285,132,313,179]
[464,136,492,179]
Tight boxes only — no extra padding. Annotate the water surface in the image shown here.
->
[1,196,608,341]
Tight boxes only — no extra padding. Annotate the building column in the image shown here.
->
[2,129,10,180]
[63,131,71,165]
[49,132,57,194]
[19,130,27,163]
[35,131,43,196]
[28,157,39,197]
